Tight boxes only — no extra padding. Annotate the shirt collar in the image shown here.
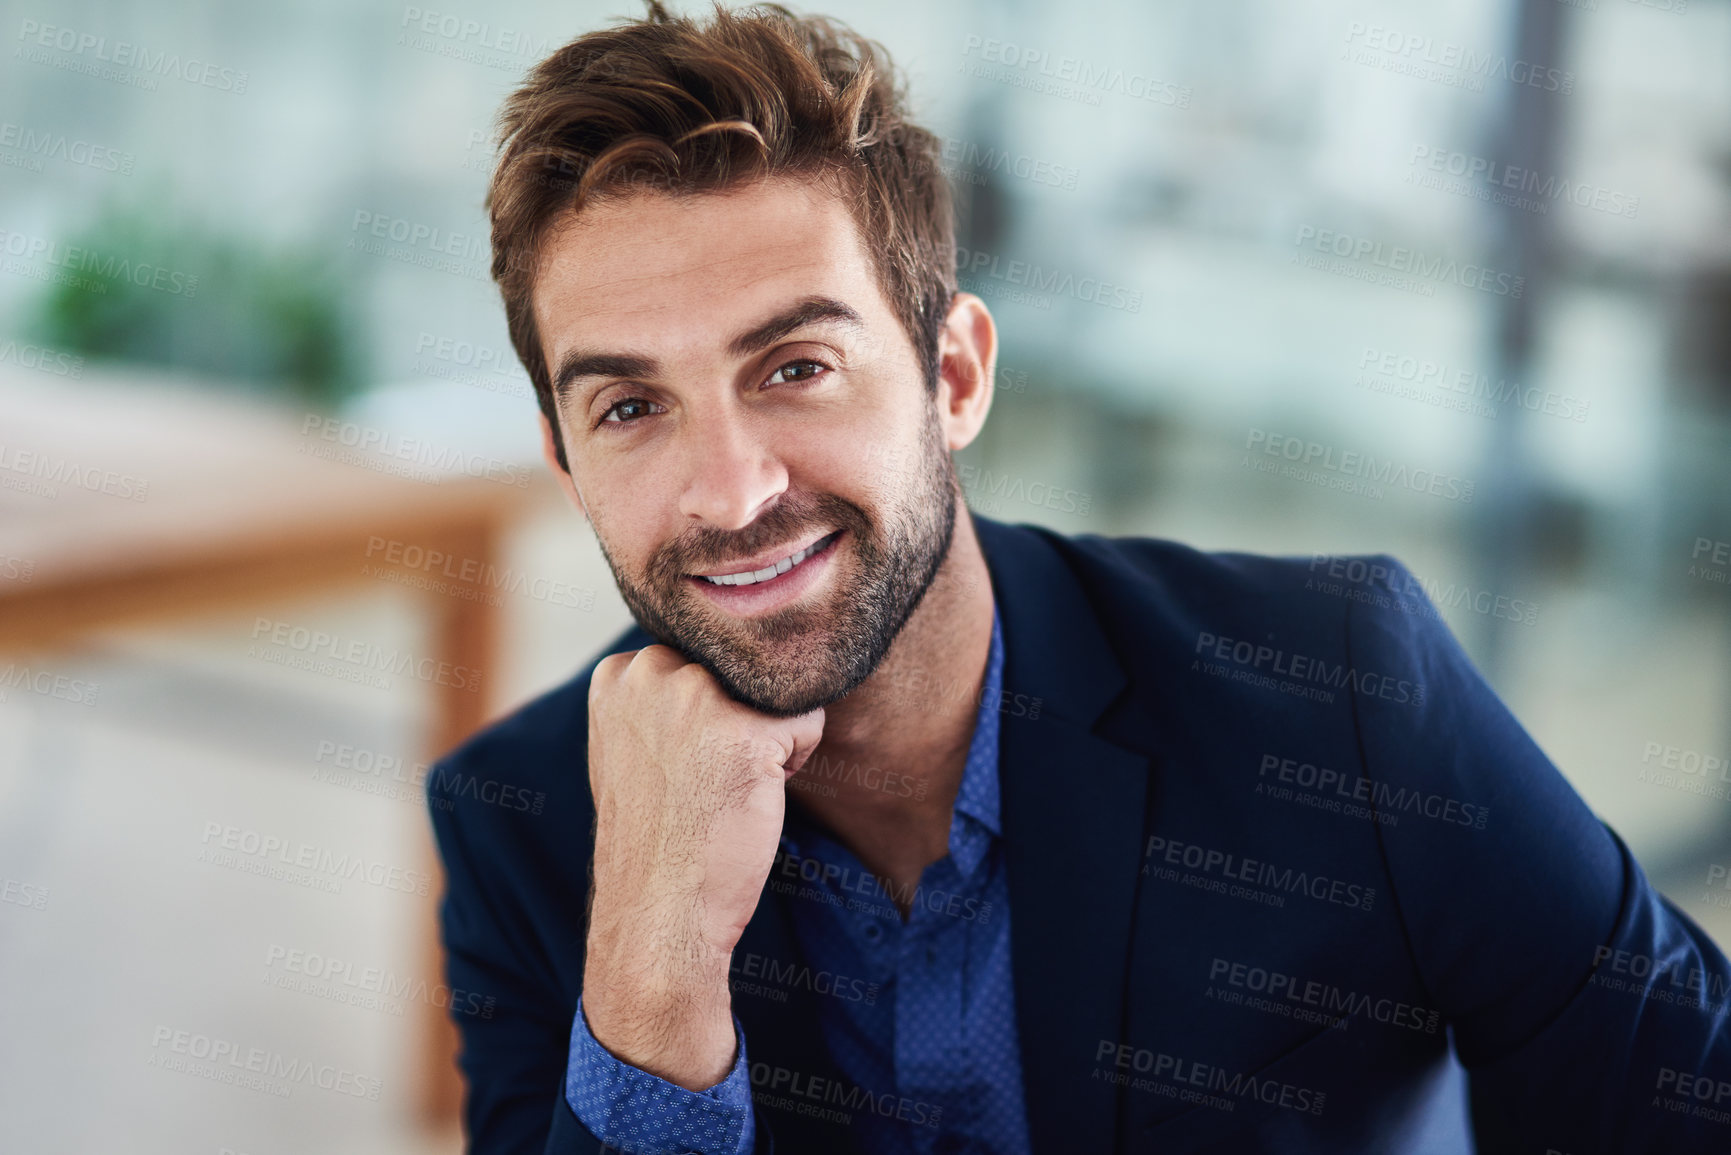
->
[780,602,1005,870]
[945,603,1004,877]
[952,604,1004,835]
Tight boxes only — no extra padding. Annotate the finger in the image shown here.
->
[589,650,638,703]
[631,644,691,676]
[780,707,827,778]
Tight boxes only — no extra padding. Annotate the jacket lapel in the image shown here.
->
[732,883,865,1153]
[976,515,1152,1155]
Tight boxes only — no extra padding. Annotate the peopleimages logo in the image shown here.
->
[1,876,49,911]
[937,138,1080,191]
[1306,553,1539,628]
[1245,429,1474,505]
[299,414,530,488]
[1142,835,1377,912]
[396,6,560,73]
[0,440,150,502]
[1690,537,1730,589]
[413,330,532,398]
[1355,346,1589,423]
[955,245,1143,313]
[1638,740,1731,803]
[398,7,553,56]
[0,121,134,174]
[351,210,489,263]
[730,950,880,1005]
[790,749,928,801]
[1653,1065,1731,1126]
[0,660,100,707]
[1341,21,1574,95]
[1207,957,1441,1034]
[748,1062,942,1128]
[771,846,993,923]
[0,337,84,378]
[16,19,250,93]
[1408,146,1639,220]
[0,228,199,297]
[249,616,483,693]
[347,210,494,283]
[959,34,1192,109]
[264,943,496,1019]
[1257,753,1490,830]
[1094,1040,1326,1115]
[197,821,433,897]
[1293,226,1524,299]
[1590,945,1731,1010]
[363,535,595,611]
[148,1026,380,1100]
[1193,628,1426,708]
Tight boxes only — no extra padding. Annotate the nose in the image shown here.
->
[676,403,788,531]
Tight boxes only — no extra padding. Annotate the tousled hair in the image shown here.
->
[487,1,957,470]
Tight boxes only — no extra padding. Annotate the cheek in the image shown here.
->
[793,426,897,507]
[795,392,927,501]
[579,467,666,571]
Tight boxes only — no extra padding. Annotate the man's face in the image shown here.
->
[531,176,960,717]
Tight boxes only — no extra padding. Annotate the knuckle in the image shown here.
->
[638,644,684,672]
[590,651,632,693]
[670,663,719,707]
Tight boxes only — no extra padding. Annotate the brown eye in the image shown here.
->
[765,359,829,387]
[599,397,660,426]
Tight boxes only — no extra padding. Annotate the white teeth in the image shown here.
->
[700,533,833,586]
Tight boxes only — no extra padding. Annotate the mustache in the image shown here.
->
[648,495,870,581]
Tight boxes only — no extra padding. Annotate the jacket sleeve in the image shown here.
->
[429,754,584,1154]
[429,748,781,1155]
[1348,557,1731,1153]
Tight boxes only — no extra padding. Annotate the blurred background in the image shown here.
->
[1,0,1728,1150]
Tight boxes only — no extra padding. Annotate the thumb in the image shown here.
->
[780,707,826,778]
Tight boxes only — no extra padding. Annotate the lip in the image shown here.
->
[686,529,844,616]
[691,527,836,580]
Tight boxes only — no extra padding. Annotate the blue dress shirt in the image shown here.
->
[565,606,1032,1155]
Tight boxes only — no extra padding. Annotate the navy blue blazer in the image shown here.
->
[428,514,1731,1154]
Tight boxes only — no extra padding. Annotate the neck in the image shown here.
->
[786,504,996,889]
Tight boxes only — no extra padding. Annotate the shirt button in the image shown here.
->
[925,945,937,965]
[864,923,883,942]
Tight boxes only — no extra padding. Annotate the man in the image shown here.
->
[428,4,1731,1152]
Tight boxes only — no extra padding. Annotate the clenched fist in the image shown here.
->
[581,644,826,1090]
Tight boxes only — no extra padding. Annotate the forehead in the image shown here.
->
[530,176,887,362]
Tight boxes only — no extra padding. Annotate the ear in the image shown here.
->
[539,411,590,522]
[934,291,997,453]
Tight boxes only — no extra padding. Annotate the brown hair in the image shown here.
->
[487,1,956,471]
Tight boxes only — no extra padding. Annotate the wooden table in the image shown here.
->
[0,365,535,1130]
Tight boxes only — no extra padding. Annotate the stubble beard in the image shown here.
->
[596,409,959,717]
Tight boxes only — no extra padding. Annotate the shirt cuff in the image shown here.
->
[566,994,756,1155]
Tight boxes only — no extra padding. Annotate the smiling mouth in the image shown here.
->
[695,530,842,586]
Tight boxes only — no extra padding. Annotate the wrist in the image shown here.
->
[581,975,738,1090]
[587,885,738,980]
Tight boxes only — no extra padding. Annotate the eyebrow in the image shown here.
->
[549,294,867,407]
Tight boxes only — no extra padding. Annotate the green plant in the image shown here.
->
[29,204,361,407]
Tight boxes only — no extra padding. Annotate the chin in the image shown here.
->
[702,648,867,718]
